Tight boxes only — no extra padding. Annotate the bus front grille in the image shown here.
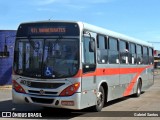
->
[28,90,58,96]
[31,97,54,104]
[28,82,65,89]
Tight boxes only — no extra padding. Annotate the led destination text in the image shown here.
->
[30,27,66,34]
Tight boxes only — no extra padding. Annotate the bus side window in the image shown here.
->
[97,35,107,64]
[108,37,119,64]
[119,40,129,64]
[149,48,154,64]
[143,46,149,64]
[137,44,143,64]
[129,43,137,64]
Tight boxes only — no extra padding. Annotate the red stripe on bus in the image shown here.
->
[74,65,153,96]
[123,73,141,96]
[123,65,153,96]
[74,65,153,78]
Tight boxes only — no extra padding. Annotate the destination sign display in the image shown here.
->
[17,22,80,37]
[30,27,66,34]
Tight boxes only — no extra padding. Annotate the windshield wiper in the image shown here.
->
[55,36,63,42]
[28,38,36,50]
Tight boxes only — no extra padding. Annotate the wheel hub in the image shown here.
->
[97,92,103,106]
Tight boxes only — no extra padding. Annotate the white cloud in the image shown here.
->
[36,8,57,12]
[94,12,105,15]
[33,0,116,6]
[34,0,117,17]
[33,0,58,5]
[33,0,75,6]
[65,4,87,10]
[90,0,116,4]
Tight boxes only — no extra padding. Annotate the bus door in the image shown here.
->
[81,36,97,107]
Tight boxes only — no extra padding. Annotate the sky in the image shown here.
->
[0,0,160,50]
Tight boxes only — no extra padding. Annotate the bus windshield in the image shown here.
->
[13,38,79,79]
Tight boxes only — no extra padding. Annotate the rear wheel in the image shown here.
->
[134,80,142,97]
[92,86,105,112]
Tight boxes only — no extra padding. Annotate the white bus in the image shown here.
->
[12,21,154,111]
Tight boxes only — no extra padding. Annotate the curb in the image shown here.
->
[0,85,12,90]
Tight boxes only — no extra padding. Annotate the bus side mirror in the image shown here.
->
[89,40,95,52]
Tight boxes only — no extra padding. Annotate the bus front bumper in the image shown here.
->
[12,89,81,110]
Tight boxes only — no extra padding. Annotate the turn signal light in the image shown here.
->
[13,80,26,93]
[59,82,80,96]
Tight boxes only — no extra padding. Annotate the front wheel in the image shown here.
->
[92,86,105,112]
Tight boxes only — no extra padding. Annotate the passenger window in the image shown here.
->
[149,48,154,64]
[108,37,119,64]
[143,46,149,64]
[129,43,137,64]
[97,35,107,63]
[119,40,129,64]
[97,35,105,49]
[137,45,143,64]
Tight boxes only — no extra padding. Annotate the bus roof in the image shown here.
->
[19,20,153,48]
[82,22,153,48]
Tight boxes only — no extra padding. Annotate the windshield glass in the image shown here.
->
[13,38,79,79]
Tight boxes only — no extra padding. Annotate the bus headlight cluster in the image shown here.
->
[59,82,80,96]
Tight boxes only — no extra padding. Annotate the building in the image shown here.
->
[0,30,16,85]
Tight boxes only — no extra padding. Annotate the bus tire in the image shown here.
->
[92,86,105,112]
[134,80,142,97]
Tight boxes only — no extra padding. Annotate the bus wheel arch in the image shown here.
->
[101,82,108,104]
[92,82,108,112]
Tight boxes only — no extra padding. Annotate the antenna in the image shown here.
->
[49,16,53,21]
[148,41,160,43]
